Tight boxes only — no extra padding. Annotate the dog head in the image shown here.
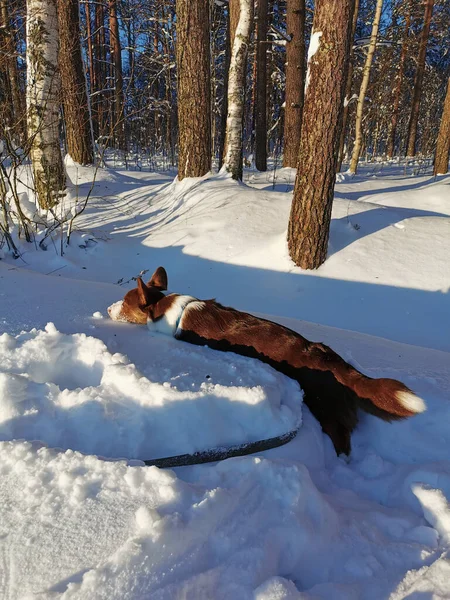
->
[108,266,168,324]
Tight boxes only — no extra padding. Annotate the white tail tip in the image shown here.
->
[396,391,427,414]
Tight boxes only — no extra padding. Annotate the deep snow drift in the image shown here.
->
[0,161,450,599]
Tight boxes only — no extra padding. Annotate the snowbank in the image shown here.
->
[0,324,301,460]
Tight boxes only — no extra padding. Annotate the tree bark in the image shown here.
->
[288,0,355,270]
[386,4,410,159]
[0,0,25,140]
[26,0,65,210]
[349,0,383,174]
[218,7,231,168]
[337,0,359,170]
[283,0,305,168]
[57,0,94,164]
[255,0,268,171]
[108,0,125,149]
[176,0,211,180]
[94,0,107,140]
[434,77,450,175]
[85,0,97,138]
[223,0,253,180]
[406,0,434,157]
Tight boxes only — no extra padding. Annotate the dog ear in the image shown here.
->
[147,266,168,290]
[137,277,152,305]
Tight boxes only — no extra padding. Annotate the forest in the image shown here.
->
[1,0,449,267]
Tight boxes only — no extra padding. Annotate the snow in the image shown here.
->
[0,324,301,460]
[305,31,323,91]
[1,160,450,598]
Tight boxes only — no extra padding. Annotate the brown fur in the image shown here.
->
[109,267,424,455]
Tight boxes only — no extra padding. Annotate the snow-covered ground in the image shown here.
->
[1,162,450,599]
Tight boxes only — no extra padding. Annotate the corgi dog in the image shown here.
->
[108,267,425,455]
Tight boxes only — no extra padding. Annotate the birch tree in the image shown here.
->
[349,0,383,174]
[288,0,355,269]
[406,0,434,157]
[283,0,306,168]
[57,0,94,165]
[26,0,65,210]
[176,0,211,180]
[223,0,253,180]
[434,77,450,175]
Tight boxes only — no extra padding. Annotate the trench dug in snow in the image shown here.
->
[0,323,302,462]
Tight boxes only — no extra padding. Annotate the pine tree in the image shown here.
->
[108,0,125,149]
[283,0,306,169]
[288,0,356,269]
[255,0,268,171]
[57,0,94,165]
[176,0,211,180]
[406,0,434,157]
[434,77,450,175]
[0,0,25,141]
[386,2,411,159]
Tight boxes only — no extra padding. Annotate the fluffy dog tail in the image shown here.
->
[309,342,426,421]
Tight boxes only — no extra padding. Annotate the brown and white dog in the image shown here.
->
[108,266,425,455]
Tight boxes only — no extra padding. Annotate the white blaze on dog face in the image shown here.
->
[108,300,125,321]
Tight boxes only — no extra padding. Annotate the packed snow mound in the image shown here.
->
[0,324,302,461]
[0,442,334,600]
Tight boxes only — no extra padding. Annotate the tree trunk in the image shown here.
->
[108,0,125,149]
[176,0,211,180]
[85,0,97,138]
[386,4,410,159]
[405,0,434,157]
[57,0,94,165]
[349,0,383,174]
[218,7,231,168]
[288,0,355,270]
[434,77,450,175]
[94,0,107,140]
[0,0,25,141]
[337,0,359,170]
[26,0,65,210]
[223,0,253,180]
[283,0,305,168]
[255,0,268,171]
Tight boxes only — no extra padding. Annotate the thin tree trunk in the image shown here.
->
[255,0,268,171]
[349,0,383,174]
[223,0,253,180]
[337,0,359,170]
[58,0,94,164]
[94,0,107,140]
[218,8,231,167]
[288,0,355,269]
[406,0,434,157]
[386,4,410,159]
[26,0,65,210]
[283,0,305,168]
[176,0,211,179]
[434,77,450,175]
[0,0,25,140]
[108,0,125,149]
[85,0,97,138]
